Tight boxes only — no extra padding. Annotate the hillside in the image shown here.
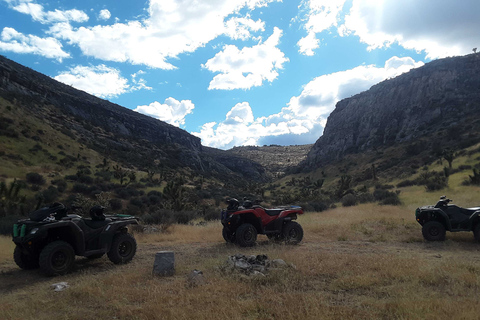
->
[305,53,480,172]
[0,55,270,183]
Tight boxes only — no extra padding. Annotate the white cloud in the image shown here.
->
[134,98,194,128]
[54,65,129,98]
[224,15,265,40]
[0,27,69,60]
[7,0,88,24]
[204,27,289,90]
[46,0,279,69]
[98,9,111,21]
[297,0,346,55]
[343,0,480,59]
[195,56,423,149]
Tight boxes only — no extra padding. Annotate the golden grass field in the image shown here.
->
[2,185,480,320]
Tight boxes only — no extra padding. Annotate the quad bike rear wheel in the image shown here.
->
[14,245,39,270]
[235,223,257,247]
[473,224,480,242]
[108,233,137,264]
[422,221,446,241]
[39,241,75,276]
[283,221,304,244]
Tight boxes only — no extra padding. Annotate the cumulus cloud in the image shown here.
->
[224,15,265,40]
[195,56,423,149]
[54,65,130,98]
[204,27,289,90]
[134,98,194,127]
[343,0,480,59]
[98,9,111,21]
[0,27,69,60]
[45,0,278,69]
[6,0,88,24]
[299,0,480,59]
[297,0,346,55]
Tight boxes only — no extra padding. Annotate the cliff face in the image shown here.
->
[0,55,268,181]
[305,54,480,168]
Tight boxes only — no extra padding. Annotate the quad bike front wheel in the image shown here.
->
[14,245,39,270]
[108,233,137,264]
[235,223,257,247]
[39,241,75,276]
[222,227,236,243]
[283,221,304,245]
[422,221,446,241]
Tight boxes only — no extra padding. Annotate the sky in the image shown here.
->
[0,0,479,150]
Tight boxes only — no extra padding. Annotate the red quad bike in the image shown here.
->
[221,198,304,247]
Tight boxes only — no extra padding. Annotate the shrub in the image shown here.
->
[71,183,94,194]
[341,194,357,207]
[109,198,122,211]
[357,192,375,204]
[142,209,174,225]
[41,186,59,204]
[52,180,67,193]
[175,211,196,224]
[26,172,45,185]
[77,175,94,184]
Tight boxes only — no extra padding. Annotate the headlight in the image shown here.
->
[30,228,39,235]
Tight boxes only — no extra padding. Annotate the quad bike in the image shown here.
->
[221,198,304,247]
[12,202,139,276]
[415,196,480,241]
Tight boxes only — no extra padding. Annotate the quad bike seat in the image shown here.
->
[265,209,283,216]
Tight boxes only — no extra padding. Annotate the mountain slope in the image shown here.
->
[305,53,480,170]
[0,55,267,183]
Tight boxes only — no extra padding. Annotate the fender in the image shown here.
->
[416,207,452,230]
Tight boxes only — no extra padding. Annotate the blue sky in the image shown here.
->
[1,0,479,149]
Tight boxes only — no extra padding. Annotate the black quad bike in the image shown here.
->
[415,196,480,241]
[12,202,139,276]
[221,198,304,247]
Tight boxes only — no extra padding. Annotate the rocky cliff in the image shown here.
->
[305,53,480,169]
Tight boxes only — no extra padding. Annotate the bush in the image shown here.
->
[77,175,94,184]
[41,186,59,203]
[357,192,375,204]
[26,172,45,185]
[109,198,122,211]
[142,209,174,225]
[174,211,196,224]
[397,179,415,188]
[0,215,23,235]
[341,194,357,207]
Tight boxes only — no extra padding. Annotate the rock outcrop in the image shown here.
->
[305,53,480,169]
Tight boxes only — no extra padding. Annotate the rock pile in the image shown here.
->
[223,254,293,277]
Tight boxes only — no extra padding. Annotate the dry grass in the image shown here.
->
[2,202,480,319]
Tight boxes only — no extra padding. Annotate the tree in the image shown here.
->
[442,149,455,169]
[473,48,477,53]
[162,178,187,211]
[113,165,127,185]
[0,180,26,216]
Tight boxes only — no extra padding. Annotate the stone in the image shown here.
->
[153,251,175,276]
[186,269,206,287]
